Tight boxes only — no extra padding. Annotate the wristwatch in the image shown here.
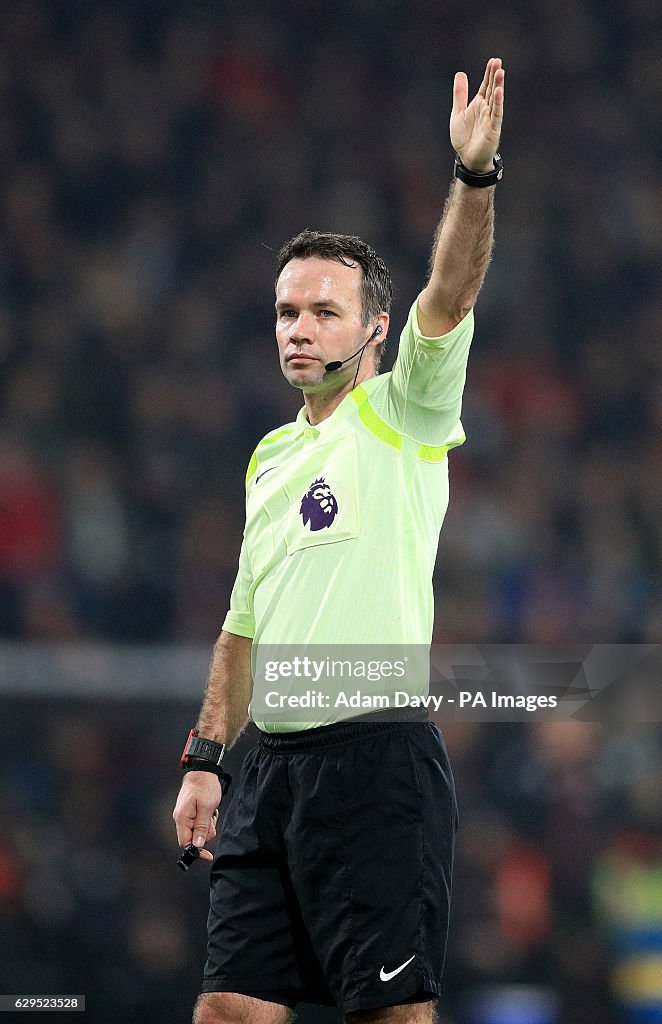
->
[454,152,503,188]
[181,728,232,794]
[181,728,226,766]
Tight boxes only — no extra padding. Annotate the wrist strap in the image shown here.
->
[454,152,503,188]
[182,758,232,795]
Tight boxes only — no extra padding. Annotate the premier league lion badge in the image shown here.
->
[300,477,338,531]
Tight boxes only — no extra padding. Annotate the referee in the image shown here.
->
[174,58,505,1024]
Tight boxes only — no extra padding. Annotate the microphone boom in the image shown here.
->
[325,324,381,372]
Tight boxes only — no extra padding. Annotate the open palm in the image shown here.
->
[450,57,505,173]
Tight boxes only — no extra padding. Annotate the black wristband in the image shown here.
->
[182,758,232,795]
[454,152,503,188]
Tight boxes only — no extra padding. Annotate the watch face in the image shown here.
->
[181,729,225,765]
[191,737,225,762]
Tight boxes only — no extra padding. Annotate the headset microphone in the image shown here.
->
[325,324,382,372]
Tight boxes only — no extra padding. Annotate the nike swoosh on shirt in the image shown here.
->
[255,466,278,484]
[379,954,416,982]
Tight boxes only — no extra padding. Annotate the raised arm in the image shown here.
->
[172,630,252,861]
[418,57,505,338]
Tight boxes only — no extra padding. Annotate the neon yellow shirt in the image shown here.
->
[223,297,473,728]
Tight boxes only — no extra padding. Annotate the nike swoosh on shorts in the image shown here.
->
[379,954,416,982]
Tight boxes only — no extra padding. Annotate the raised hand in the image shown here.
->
[450,57,505,174]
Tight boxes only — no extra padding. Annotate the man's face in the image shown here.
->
[275,256,370,392]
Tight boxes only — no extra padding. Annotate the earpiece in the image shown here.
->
[325,323,383,372]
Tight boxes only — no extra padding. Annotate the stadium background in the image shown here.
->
[0,1,660,1022]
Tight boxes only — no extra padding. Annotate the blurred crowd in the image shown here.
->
[1,3,661,1020]
[0,0,660,646]
[0,704,660,1023]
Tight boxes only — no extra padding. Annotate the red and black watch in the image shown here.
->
[181,728,226,766]
[181,728,232,794]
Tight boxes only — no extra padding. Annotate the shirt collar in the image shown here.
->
[291,390,357,440]
[292,404,316,440]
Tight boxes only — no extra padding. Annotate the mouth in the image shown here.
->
[286,353,317,364]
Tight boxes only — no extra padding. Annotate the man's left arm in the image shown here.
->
[418,57,505,338]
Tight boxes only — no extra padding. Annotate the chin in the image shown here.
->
[285,366,323,389]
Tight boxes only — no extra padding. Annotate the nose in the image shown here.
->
[288,312,315,343]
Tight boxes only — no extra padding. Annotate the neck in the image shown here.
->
[304,367,375,426]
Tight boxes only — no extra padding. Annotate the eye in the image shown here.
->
[279,310,296,319]
[319,310,336,318]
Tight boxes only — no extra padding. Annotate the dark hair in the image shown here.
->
[275,229,393,369]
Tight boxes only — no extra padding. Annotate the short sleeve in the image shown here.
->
[372,297,474,447]
[221,531,255,638]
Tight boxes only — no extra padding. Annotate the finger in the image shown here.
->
[487,59,500,106]
[173,795,198,847]
[198,849,214,862]
[488,68,495,105]
[176,815,196,848]
[192,806,220,849]
[192,818,212,848]
[485,65,503,118]
[491,72,505,124]
[452,71,468,115]
[487,57,504,107]
[206,810,219,842]
[477,59,491,99]
[478,57,498,99]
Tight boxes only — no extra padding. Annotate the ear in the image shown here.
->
[369,313,389,371]
[370,312,389,344]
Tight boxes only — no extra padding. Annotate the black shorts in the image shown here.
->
[201,710,458,1014]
